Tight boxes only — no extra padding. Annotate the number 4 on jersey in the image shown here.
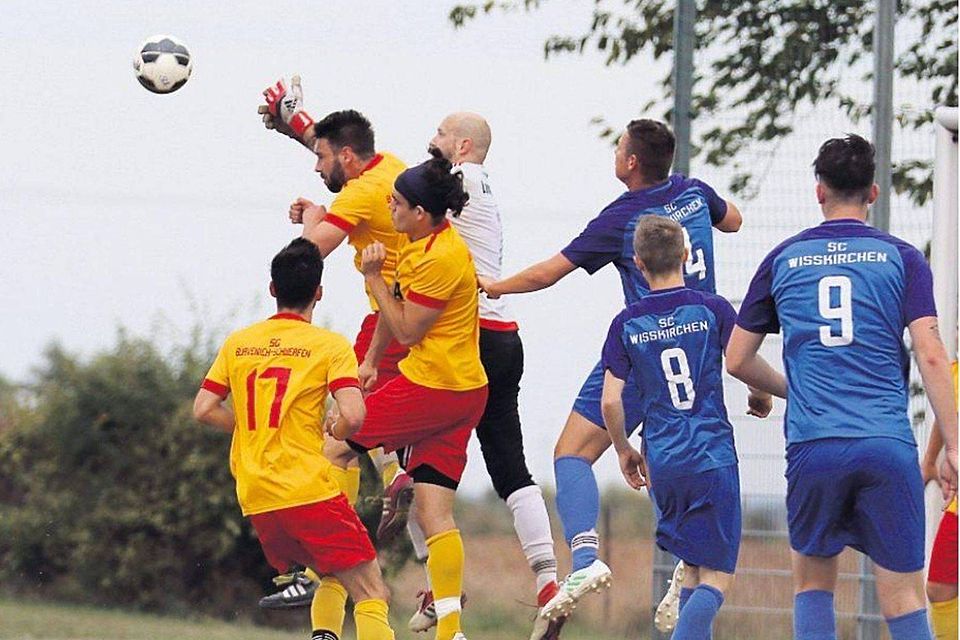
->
[682,228,707,281]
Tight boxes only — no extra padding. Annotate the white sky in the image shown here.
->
[0,1,940,496]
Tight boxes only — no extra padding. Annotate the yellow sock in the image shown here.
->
[382,460,400,488]
[329,464,361,504]
[310,577,348,637]
[426,529,464,640]
[354,598,395,640]
[931,598,958,640]
[304,567,320,583]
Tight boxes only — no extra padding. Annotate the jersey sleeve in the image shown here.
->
[706,295,739,348]
[737,250,781,334]
[601,312,632,380]
[325,182,373,231]
[327,336,361,393]
[898,244,938,323]
[201,343,231,398]
[691,178,728,225]
[406,253,459,309]
[560,210,625,274]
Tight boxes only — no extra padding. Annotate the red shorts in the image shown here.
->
[349,375,488,483]
[354,312,409,391]
[928,507,958,584]
[249,495,375,575]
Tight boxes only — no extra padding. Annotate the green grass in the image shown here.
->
[0,598,306,640]
[0,597,633,640]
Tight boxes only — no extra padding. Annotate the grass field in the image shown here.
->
[1,526,884,639]
[0,596,630,640]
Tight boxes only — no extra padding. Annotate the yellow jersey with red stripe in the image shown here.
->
[395,221,487,391]
[201,313,360,516]
[325,152,406,311]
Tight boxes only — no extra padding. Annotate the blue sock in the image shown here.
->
[886,609,932,640]
[679,587,694,611]
[794,590,836,640]
[554,455,599,571]
[672,584,723,640]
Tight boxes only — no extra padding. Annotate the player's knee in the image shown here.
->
[493,473,534,502]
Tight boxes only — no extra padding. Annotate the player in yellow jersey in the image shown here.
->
[922,359,958,640]
[258,80,415,619]
[192,238,395,640]
[324,155,488,640]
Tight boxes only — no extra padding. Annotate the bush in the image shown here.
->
[0,333,275,617]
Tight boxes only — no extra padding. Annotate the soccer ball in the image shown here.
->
[133,35,192,94]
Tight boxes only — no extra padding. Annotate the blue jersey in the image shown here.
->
[737,219,937,446]
[602,286,738,479]
[561,175,728,304]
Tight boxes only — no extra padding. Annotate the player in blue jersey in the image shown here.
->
[599,215,779,639]
[480,119,743,617]
[726,134,959,640]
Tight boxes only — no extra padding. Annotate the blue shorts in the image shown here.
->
[648,464,741,574]
[572,360,645,433]
[786,437,924,573]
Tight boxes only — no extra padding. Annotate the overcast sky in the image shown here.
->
[0,1,939,496]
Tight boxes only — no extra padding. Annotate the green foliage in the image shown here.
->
[449,0,958,202]
[0,332,274,616]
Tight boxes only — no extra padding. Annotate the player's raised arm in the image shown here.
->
[193,388,235,433]
[258,76,317,151]
[479,252,577,299]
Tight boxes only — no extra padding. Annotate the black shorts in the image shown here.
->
[475,327,535,500]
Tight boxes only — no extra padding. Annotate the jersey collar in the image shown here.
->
[820,217,867,226]
[424,219,451,252]
[269,313,309,323]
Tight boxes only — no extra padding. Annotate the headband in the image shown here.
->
[394,163,447,218]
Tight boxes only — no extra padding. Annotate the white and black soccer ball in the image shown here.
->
[133,35,192,94]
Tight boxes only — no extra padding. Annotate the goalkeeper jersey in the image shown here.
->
[202,314,360,516]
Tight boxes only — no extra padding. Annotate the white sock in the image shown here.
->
[407,508,429,562]
[506,484,558,591]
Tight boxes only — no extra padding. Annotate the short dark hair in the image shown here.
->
[313,110,375,156]
[813,134,875,202]
[625,119,676,182]
[270,238,324,310]
[633,216,685,277]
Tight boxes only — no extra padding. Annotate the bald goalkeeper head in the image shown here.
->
[428,112,492,165]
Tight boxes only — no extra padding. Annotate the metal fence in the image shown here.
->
[649,3,944,638]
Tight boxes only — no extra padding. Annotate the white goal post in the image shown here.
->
[924,106,958,560]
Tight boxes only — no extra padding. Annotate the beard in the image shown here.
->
[427,144,450,162]
[323,160,347,192]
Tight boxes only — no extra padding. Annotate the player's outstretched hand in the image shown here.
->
[359,360,378,392]
[477,275,499,299]
[260,76,314,140]
[746,388,773,418]
[618,446,648,491]
[361,242,387,276]
[288,197,314,224]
